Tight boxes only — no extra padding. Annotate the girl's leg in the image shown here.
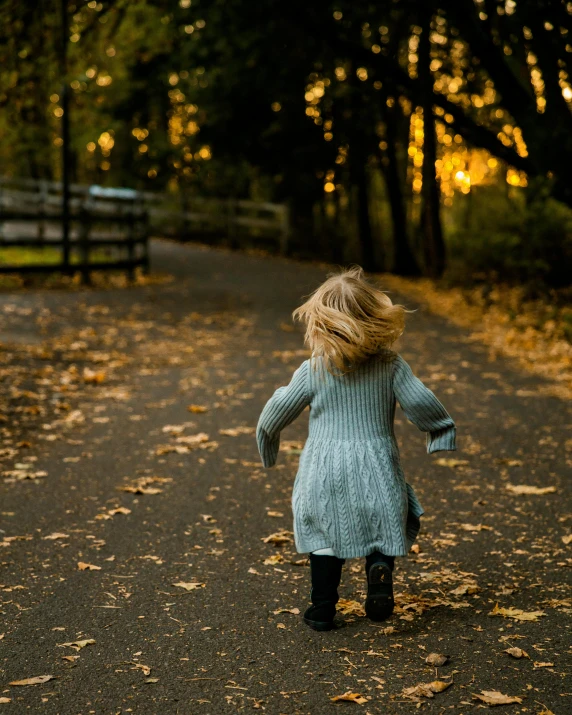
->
[364,551,394,622]
[303,553,344,631]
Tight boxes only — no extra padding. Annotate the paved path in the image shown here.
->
[0,240,570,714]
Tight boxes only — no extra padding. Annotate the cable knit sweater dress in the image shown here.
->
[256,351,456,559]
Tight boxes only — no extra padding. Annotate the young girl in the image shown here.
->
[256,267,456,631]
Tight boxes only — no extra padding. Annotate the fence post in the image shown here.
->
[279,203,290,255]
[79,193,91,285]
[126,197,136,281]
[139,193,150,274]
[38,180,48,245]
[227,198,238,249]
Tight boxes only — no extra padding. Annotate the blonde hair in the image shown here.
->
[293,266,408,374]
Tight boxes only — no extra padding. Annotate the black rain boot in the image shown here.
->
[303,554,344,631]
[364,551,395,622]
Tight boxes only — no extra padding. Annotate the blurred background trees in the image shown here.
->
[1,0,571,286]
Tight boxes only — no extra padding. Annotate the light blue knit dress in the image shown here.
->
[256,351,456,559]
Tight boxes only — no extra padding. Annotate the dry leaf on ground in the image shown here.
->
[77,562,101,571]
[119,476,172,495]
[262,530,293,546]
[402,680,452,700]
[188,404,208,413]
[172,581,205,591]
[337,599,366,617]
[435,458,469,468]
[43,532,68,540]
[562,534,572,545]
[472,690,522,706]
[489,603,546,621]
[504,647,529,659]
[58,639,95,651]
[459,523,492,532]
[505,484,556,496]
[494,458,523,467]
[533,661,555,668]
[272,608,300,615]
[219,426,255,437]
[279,440,304,453]
[331,691,367,705]
[130,663,152,676]
[83,368,106,384]
[263,554,284,565]
[0,697,11,703]
[450,582,479,596]
[176,432,210,444]
[425,653,448,667]
[9,675,55,686]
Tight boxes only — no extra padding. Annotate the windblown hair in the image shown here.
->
[293,266,408,374]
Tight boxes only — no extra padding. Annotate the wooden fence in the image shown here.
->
[0,177,290,280]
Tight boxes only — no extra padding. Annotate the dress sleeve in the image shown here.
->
[392,354,456,454]
[256,360,312,467]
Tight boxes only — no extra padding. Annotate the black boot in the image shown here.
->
[364,551,395,622]
[303,554,344,631]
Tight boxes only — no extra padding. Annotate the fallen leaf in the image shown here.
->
[119,476,172,495]
[188,405,208,413]
[435,458,469,468]
[562,534,572,545]
[279,440,304,454]
[172,582,205,591]
[263,554,284,565]
[272,608,300,615]
[504,647,529,659]
[458,523,492,532]
[43,532,68,540]
[472,690,522,706]
[176,432,210,444]
[402,680,452,700]
[219,426,255,437]
[331,691,367,705]
[337,599,366,617]
[505,484,556,496]
[58,639,95,651]
[120,484,162,495]
[131,663,152,676]
[83,367,106,384]
[77,562,101,571]
[9,675,55,686]
[145,678,159,684]
[489,603,546,621]
[450,582,479,596]
[262,530,293,546]
[266,510,284,518]
[62,655,80,662]
[425,653,448,667]
[533,661,554,668]
[108,507,131,516]
[0,697,11,702]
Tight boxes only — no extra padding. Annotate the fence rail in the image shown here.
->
[0,177,290,280]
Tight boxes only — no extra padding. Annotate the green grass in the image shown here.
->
[0,246,121,266]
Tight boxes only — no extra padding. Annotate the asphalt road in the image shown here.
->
[0,240,570,714]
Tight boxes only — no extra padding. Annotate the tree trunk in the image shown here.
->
[353,156,376,271]
[381,97,421,276]
[419,9,446,278]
